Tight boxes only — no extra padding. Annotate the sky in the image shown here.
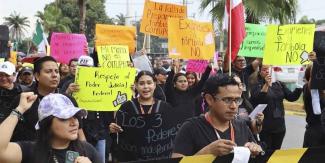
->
[0,0,325,38]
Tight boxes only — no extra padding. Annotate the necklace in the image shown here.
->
[138,98,155,114]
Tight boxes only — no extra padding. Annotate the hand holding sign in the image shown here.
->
[113,91,127,107]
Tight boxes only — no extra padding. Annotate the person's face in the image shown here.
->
[260,65,270,78]
[136,75,156,100]
[186,74,196,87]
[234,56,246,70]
[156,74,167,84]
[20,72,33,85]
[217,57,223,67]
[155,61,163,68]
[60,64,69,74]
[205,85,242,122]
[69,61,78,75]
[51,117,79,141]
[0,72,14,89]
[35,61,60,89]
[233,76,243,90]
[174,75,188,91]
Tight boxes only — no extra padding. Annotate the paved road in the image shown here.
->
[281,114,306,149]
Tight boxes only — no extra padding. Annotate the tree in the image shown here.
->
[42,5,72,33]
[115,13,126,25]
[200,0,298,25]
[298,16,316,24]
[3,11,30,46]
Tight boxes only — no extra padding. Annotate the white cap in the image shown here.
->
[0,61,15,76]
[78,56,94,67]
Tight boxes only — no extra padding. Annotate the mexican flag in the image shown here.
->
[32,21,48,54]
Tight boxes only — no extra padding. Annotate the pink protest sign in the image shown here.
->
[50,32,87,64]
[186,60,209,73]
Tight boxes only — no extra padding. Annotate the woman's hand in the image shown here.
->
[109,123,123,133]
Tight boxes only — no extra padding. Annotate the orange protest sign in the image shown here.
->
[140,0,187,37]
[168,18,215,60]
[95,24,136,54]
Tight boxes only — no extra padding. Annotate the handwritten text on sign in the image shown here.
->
[238,23,266,58]
[263,24,315,65]
[50,32,87,64]
[73,67,136,111]
[140,0,187,37]
[95,24,136,54]
[186,60,209,73]
[168,18,215,60]
[96,45,130,68]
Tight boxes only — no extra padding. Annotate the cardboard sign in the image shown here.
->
[50,32,87,64]
[114,107,187,162]
[263,24,315,65]
[168,18,215,60]
[186,60,209,73]
[311,31,325,89]
[95,24,136,54]
[73,67,136,111]
[96,45,130,68]
[140,0,187,37]
[238,23,266,58]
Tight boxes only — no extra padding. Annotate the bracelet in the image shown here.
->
[11,109,24,122]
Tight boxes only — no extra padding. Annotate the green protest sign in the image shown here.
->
[238,23,266,58]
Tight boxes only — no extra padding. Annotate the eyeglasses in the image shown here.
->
[214,96,243,105]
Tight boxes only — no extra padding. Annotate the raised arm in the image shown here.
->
[0,92,37,163]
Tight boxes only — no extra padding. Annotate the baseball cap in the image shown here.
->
[154,68,167,75]
[20,66,33,75]
[0,61,16,76]
[35,93,87,130]
[78,56,94,67]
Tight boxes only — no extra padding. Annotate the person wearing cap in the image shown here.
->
[0,61,30,123]
[61,55,111,163]
[10,56,86,142]
[0,92,101,163]
[153,67,167,101]
[17,66,36,89]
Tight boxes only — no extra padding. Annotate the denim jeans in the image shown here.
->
[96,139,106,163]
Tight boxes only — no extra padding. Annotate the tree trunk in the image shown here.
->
[78,0,86,34]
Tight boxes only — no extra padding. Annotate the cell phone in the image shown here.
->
[65,150,79,163]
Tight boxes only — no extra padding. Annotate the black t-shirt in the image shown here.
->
[17,141,101,163]
[173,116,256,156]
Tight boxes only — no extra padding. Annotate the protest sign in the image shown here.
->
[95,24,136,54]
[140,0,187,37]
[132,54,153,73]
[168,18,215,60]
[263,24,315,65]
[50,32,87,64]
[115,107,187,162]
[0,25,9,40]
[311,31,325,89]
[96,45,130,68]
[238,23,266,58]
[73,67,136,111]
[0,58,4,63]
[186,60,209,73]
[9,51,17,65]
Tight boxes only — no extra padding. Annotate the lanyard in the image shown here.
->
[204,113,235,142]
[138,98,154,114]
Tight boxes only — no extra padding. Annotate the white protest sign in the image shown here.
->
[249,104,268,119]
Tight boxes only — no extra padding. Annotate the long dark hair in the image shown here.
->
[34,116,87,163]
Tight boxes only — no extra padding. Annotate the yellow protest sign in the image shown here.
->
[9,51,17,65]
[0,58,4,63]
[73,67,136,111]
[96,45,130,68]
[95,24,136,54]
[263,24,315,65]
[140,0,187,37]
[168,18,215,60]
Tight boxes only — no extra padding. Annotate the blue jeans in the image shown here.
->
[96,139,106,163]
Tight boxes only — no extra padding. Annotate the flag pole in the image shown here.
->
[229,0,232,76]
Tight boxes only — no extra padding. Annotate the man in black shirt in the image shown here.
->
[172,74,262,157]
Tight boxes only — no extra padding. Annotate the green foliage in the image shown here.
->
[298,16,316,24]
[3,11,30,43]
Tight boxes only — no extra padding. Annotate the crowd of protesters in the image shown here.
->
[0,47,324,163]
